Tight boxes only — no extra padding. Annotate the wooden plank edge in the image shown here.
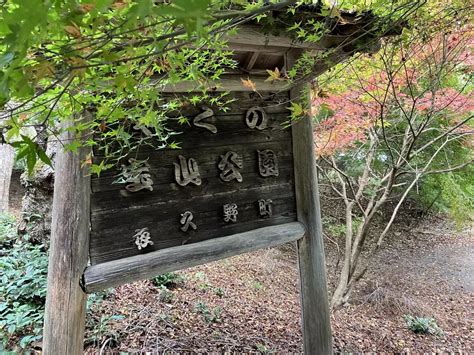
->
[226,25,329,50]
[157,75,291,93]
[83,221,305,293]
[43,112,92,355]
[287,50,333,354]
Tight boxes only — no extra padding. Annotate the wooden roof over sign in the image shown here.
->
[161,3,404,93]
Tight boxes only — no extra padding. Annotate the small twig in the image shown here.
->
[99,337,113,355]
[324,232,342,273]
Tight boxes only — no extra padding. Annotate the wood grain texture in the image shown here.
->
[159,74,290,92]
[226,25,327,50]
[90,91,297,265]
[43,114,91,355]
[84,222,306,293]
[92,141,293,193]
[288,50,333,354]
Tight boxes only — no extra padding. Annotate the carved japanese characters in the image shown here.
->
[180,211,197,232]
[121,159,154,192]
[223,203,238,223]
[258,199,273,217]
[133,227,153,250]
[257,149,279,177]
[218,151,243,182]
[193,106,217,133]
[116,104,284,251]
[174,155,202,186]
[245,106,268,130]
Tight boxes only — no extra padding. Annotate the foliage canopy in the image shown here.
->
[1,0,435,174]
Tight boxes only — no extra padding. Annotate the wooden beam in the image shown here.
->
[245,51,260,70]
[43,113,91,355]
[227,42,292,54]
[288,50,333,354]
[83,222,306,293]
[158,74,290,93]
[227,25,372,53]
[156,48,353,93]
[227,25,327,50]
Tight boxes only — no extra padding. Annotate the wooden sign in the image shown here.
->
[40,7,393,350]
[89,92,297,265]
[43,47,333,355]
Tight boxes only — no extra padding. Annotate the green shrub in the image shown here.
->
[194,301,222,323]
[85,314,125,348]
[194,301,209,314]
[0,214,114,351]
[193,271,207,281]
[404,315,443,335]
[84,289,119,349]
[214,287,225,297]
[256,343,274,353]
[0,238,48,349]
[0,213,17,246]
[151,272,184,289]
[158,286,175,303]
[87,289,115,310]
[419,170,474,226]
[322,215,364,238]
[209,306,222,324]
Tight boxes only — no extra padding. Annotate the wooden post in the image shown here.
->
[288,50,333,354]
[43,114,91,355]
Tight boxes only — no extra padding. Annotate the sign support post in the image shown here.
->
[289,50,333,354]
[43,115,91,355]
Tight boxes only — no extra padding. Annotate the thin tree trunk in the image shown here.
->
[331,202,354,307]
[0,143,15,213]
[349,202,383,276]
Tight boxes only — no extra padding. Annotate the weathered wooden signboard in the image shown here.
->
[89,92,297,266]
[42,15,383,354]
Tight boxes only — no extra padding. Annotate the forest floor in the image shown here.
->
[83,213,473,353]
[6,176,473,353]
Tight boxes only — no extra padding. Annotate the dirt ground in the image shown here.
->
[7,176,472,352]
[83,212,473,353]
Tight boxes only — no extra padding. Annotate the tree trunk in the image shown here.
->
[0,143,15,213]
[331,202,354,307]
[18,140,57,243]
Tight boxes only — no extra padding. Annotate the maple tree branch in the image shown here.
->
[411,114,473,158]
[376,134,460,247]
[316,163,345,199]
[424,159,474,175]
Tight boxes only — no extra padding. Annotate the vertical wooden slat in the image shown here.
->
[288,50,333,354]
[43,113,91,355]
[245,51,260,70]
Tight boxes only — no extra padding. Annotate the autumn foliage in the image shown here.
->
[313,26,474,157]
[313,14,473,307]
